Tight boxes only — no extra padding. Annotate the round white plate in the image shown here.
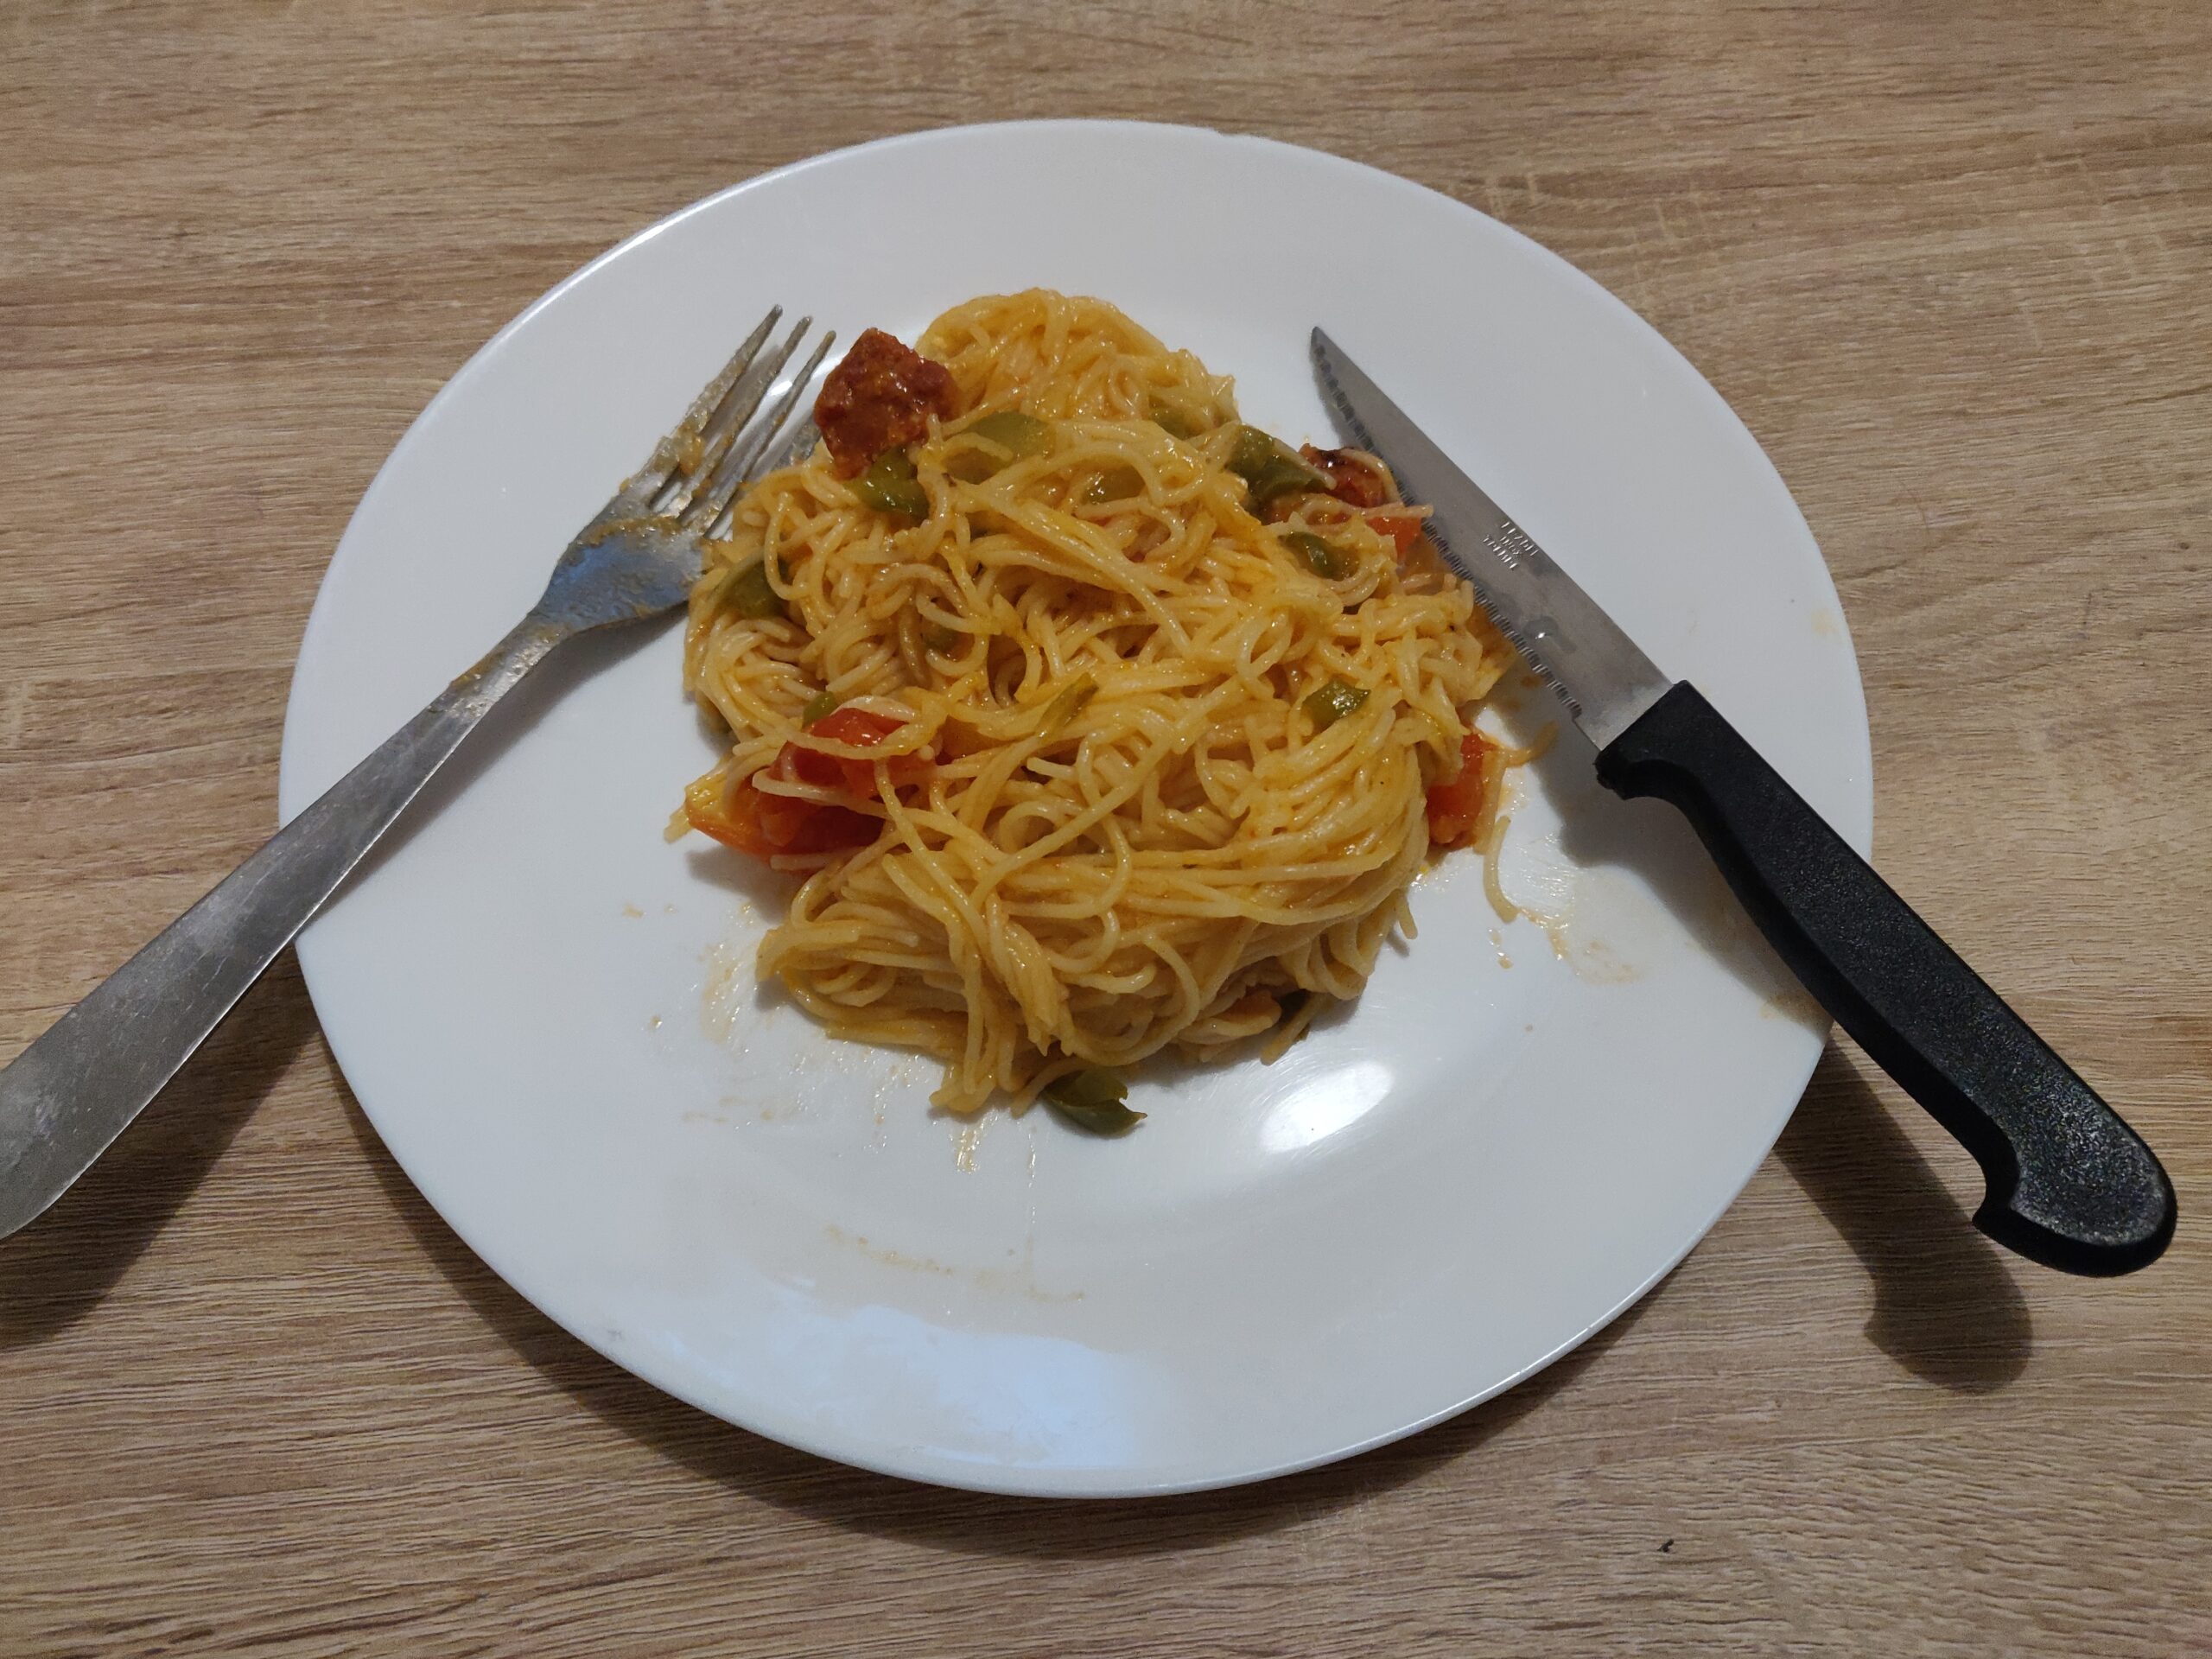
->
[282,121,1870,1497]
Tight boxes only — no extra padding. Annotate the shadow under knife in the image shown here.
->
[1776,1046,2032,1391]
[1499,713,2031,1389]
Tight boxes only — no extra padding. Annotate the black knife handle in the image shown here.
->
[1595,682,2175,1275]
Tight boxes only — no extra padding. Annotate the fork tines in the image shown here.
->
[642,308,836,536]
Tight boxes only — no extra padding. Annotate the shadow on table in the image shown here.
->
[1525,720,2032,1392]
[1775,1046,2032,1392]
[0,951,315,1349]
[342,1093,1654,1551]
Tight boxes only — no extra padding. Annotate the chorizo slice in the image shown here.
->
[814,328,960,476]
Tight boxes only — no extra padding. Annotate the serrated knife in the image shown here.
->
[1313,327,2174,1275]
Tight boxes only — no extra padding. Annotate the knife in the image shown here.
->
[1312,327,2175,1276]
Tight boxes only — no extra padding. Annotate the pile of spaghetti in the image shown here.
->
[679,290,1516,1125]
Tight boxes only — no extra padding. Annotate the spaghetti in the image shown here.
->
[679,291,1515,1122]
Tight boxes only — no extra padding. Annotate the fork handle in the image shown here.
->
[0,614,566,1242]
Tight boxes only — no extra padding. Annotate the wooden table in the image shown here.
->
[3,3,2205,1652]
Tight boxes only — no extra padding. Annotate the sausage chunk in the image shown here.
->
[814,329,960,476]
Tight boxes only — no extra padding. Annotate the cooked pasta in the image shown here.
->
[678,291,1515,1122]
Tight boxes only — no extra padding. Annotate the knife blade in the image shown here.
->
[1311,328,1671,750]
[1311,327,2176,1277]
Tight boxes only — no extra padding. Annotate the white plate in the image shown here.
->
[281,121,1870,1497]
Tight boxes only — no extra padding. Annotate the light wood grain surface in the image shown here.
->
[3,2,2207,1653]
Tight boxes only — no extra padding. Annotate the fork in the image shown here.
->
[0,306,834,1241]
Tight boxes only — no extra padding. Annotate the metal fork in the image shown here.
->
[0,307,834,1241]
